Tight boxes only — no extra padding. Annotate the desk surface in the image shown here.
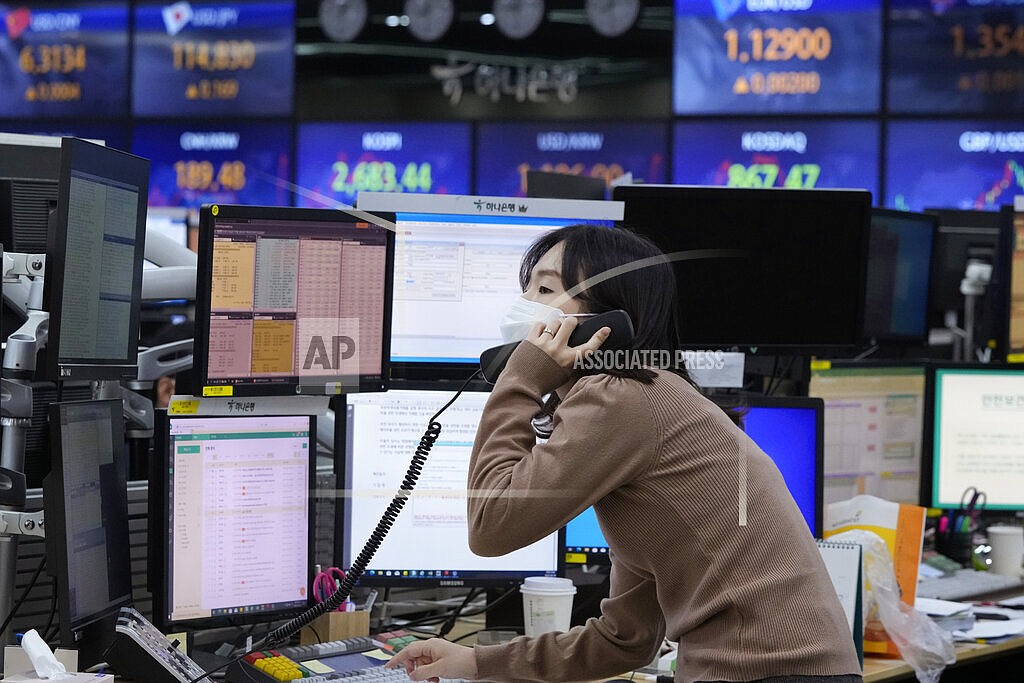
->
[863,637,1024,682]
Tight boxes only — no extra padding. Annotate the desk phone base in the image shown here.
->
[105,607,214,683]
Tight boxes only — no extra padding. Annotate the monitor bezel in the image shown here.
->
[611,184,871,354]
[42,137,149,381]
[338,378,562,588]
[42,399,133,646]
[193,203,396,397]
[865,207,938,345]
[921,363,1024,511]
[149,410,319,633]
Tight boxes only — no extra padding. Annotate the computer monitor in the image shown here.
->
[864,209,937,343]
[563,396,824,566]
[923,365,1024,510]
[340,383,560,587]
[41,137,150,381]
[42,399,133,667]
[925,207,1006,353]
[1002,203,1024,363]
[354,192,623,379]
[611,185,870,353]
[17,381,94,489]
[148,411,316,632]
[1,133,62,340]
[0,132,62,182]
[193,203,395,396]
[808,363,926,508]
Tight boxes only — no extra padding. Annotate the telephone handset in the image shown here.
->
[479,309,635,383]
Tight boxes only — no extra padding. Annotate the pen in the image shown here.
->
[976,601,1024,610]
[363,588,378,612]
[629,674,674,683]
[973,610,1011,621]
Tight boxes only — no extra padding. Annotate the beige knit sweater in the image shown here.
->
[467,343,862,683]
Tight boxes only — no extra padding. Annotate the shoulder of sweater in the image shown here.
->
[568,369,706,406]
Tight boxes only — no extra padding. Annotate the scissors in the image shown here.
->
[313,566,349,611]
[959,486,987,518]
[956,486,987,532]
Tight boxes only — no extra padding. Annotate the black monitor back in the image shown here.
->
[526,171,607,200]
[0,178,57,254]
[0,140,61,181]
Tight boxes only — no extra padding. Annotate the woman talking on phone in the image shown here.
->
[388,225,861,683]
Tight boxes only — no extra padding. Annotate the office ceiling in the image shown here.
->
[293,1,674,119]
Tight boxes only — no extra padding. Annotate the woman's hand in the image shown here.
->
[385,638,478,682]
[527,316,610,369]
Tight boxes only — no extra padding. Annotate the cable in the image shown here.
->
[184,369,484,683]
[43,576,58,643]
[0,555,46,636]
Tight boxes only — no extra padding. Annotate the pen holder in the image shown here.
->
[299,609,370,645]
[936,529,974,566]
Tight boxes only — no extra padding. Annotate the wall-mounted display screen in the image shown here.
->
[295,122,472,209]
[132,121,292,209]
[0,1,129,117]
[475,121,667,197]
[888,0,1024,114]
[885,120,1024,211]
[131,1,294,117]
[673,0,882,114]
[672,119,879,198]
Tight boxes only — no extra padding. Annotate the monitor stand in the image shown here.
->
[75,613,120,671]
[190,647,232,673]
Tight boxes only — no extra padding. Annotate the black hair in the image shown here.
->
[520,224,741,423]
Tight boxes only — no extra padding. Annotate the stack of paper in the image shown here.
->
[914,597,976,632]
[953,619,1024,643]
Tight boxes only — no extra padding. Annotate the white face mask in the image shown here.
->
[498,296,564,343]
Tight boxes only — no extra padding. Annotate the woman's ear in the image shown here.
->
[156,376,176,409]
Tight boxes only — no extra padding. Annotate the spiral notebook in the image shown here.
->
[816,539,864,665]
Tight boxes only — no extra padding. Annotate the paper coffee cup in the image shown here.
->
[520,576,576,637]
[987,525,1024,578]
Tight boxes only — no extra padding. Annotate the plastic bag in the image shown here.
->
[828,529,955,683]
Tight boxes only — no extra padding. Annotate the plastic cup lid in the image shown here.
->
[520,576,576,594]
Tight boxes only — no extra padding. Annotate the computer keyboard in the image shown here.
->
[276,636,376,661]
[917,568,1024,601]
[226,652,468,683]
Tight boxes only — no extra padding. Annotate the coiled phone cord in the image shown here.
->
[260,370,484,650]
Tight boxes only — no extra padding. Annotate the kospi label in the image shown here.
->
[294,122,472,208]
